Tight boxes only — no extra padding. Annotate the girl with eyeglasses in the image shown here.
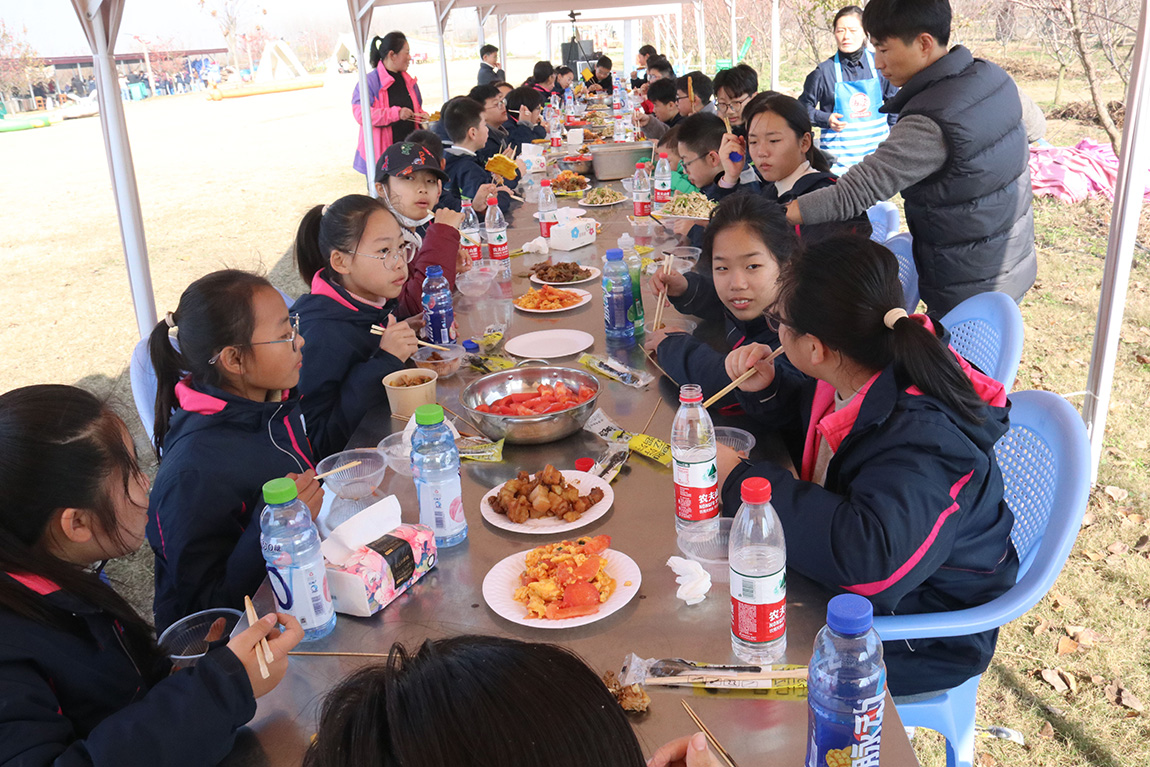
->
[147,269,323,632]
[0,385,305,766]
[292,194,420,461]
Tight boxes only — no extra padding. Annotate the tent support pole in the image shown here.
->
[729,0,737,66]
[1083,0,1150,481]
[348,0,376,196]
[770,0,780,89]
[694,0,705,72]
[436,0,456,103]
[478,8,485,47]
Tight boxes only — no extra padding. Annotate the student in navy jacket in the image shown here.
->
[292,194,420,460]
[648,194,804,408]
[0,384,303,766]
[503,86,548,152]
[716,235,1018,697]
[442,96,515,215]
[146,270,324,632]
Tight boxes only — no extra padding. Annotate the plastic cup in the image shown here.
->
[315,448,387,500]
[158,607,243,669]
[383,369,438,419]
[378,432,415,476]
[714,426,756,457]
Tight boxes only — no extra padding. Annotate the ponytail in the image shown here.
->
[370,32,407,70]
[776,235,987,424]
[151,270,271,455]
[293,194,390,286]
[743,93,831,173]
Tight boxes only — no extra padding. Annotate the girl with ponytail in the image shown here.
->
[147,270,323,632]
[352,31,425,175]
[291,194,418,459]
[717,234,1018,700]
[0,384,303,766]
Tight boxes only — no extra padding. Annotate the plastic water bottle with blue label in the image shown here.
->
[618,232,644,335]
[602,248,634,342]
[806,594,886,767]
[564,85,575,114]
[421,265,455,345]
[259,477,336,641]
[411,404,467,547]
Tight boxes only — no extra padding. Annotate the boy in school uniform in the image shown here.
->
[503,86,547,150]
[468,83,509,163]
[637,79,683,141]
[477,44,505,86]
[658,126,700,195]
[676,72,716,116]
[587,56,614,92]
[674,113,747,244]
[713,63,758,135]
[784,0,1036,314]
[442,96,515,215]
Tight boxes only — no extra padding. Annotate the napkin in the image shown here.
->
[520,236,550,255]
[666,556,712,605]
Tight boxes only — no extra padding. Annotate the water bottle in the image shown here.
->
[548,109,563,148]
[538,179,558,237]
[602,248,635,342]
[259,478,336,641]
[550,93,561,112]
[654,152,673,210]
[460,201,481,261]
[806,594,887,767]
[421,265,455,345]
[632,162,652,217]
[671,384,719,538]
[729,477,787,663]
[618,232,644,334]
[564,85,575,114]
[612,75,624,114]
[484,196,510,276]
[410,404,467,548]
[613,114,626,143]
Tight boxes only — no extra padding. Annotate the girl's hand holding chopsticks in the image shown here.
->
[647,732,724,767]
[374,314,419,362]
[227,612,304,698]
[650,268,688,301]
[723,343,782,394]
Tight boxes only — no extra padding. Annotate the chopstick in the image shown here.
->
[701,347,786,409]
[641,345,680,387]
[368,325,451,352]
[440,405,484,438]
[244,595,272,679]
[647,668,810,686]
[289,650,390,658]
[639,398,660,435]
[650,252,674,335]
[681,700,740,767]
[391,413,410,423]
[313,460,362,481]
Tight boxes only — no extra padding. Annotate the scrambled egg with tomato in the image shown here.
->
[514,535,616,620]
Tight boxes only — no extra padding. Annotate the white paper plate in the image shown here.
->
[580,195,629,207]
[482,547,642,628]
[504,329,594,358]
[513,288,592,313]
[480,470,614,534]
[530,265,601,286]
[533,207,585,221]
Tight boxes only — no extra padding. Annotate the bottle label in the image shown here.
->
[267,563,333,629]
[461,233,481,260]
[654,179,672,203]
[551,135,562,147]
[730,566,786,643]
[417,476,465,536]
[633,196,652,217]
[672,458,719,521]
[487,230,509,260]
[422,297,454,345]
[602,277,634,331]
[539,219,557,238]
[806,690,885,767]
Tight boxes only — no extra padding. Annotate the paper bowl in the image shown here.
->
[383,369,438,418]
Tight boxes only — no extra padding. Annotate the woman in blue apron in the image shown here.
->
[798,5,898,174]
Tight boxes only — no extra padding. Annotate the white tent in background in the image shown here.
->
[254,39,308,82]
[327,33,359,73]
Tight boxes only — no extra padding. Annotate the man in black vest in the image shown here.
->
[785,0,1036,315]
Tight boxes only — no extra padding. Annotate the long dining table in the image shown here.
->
[223,171,919,767]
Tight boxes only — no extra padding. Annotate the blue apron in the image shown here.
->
[819,50,890,174]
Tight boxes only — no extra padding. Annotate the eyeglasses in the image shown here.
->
[764,311,787,333]
[675,95,691,103]
[680,153,710,169]
[350,242,415,268]
[209,313,300,365]
[716,95,750,112]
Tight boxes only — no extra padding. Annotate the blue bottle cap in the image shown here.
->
[826,594,874,636]
[463,339,479,352]
[426,265,444,278]
[606,248,623,261]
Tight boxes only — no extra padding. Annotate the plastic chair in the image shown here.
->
[867,201,900,243]
[940,292,1024,391]
[884,233,920,313]
[872,390,1091,767]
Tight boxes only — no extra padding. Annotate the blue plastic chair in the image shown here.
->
[872,390,1091,767]
[867,201,901,243]
[940,292,1024,391]
[884,233,920,313]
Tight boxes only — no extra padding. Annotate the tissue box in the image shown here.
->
[550,217,598,251]
[521,155,549,174]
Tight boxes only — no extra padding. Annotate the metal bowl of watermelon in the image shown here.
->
[460,366,600,444]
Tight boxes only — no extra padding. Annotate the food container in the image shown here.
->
[412,343,465,378]
[377,432,414,476]
[315,449,388,500]
[460,365,600,444]
[383,369,437,418]
[714,426,756,456]
[158,608,242,669]
[558,156,594,175]
[589,141,655,181]
[646,317,699,335]
[655,246,702,274]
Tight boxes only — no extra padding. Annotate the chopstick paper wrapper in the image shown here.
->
[583,408,672,466]
[620,653,808,690]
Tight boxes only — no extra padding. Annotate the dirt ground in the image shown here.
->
[1,55,1148,767]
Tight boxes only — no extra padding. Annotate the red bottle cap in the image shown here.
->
[741,477,772,504]
[635,162,643,168]
[487,196,498,205]
[541,179,551,186]
[659,152,668,159]
[575,457,596,473]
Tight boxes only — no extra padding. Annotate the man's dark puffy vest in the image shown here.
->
[882,46,1036,314]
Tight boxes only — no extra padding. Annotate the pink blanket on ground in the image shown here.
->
[1029,138,1150,204]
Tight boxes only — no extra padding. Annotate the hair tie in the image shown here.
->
[164,311,177,328]
[883,308,908,329]
[321,203,330,216]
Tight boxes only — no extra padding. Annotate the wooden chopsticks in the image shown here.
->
[313,460,362,481]
[369,324,450,352]
[641,345,679,387]
[681,700,740,767]
[647,667,809,686]
[701,346,786,409]
[244,595,272,679]
[650,253,675,335]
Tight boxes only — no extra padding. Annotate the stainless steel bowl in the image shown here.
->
[589,141,654,180]
[558,158,594,175]
[460,366,600,444]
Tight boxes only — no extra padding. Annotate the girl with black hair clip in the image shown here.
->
[147,270,323,633]
[716,234,1019,698]
[351,31,426,176]
[291,194,420,460]
[0,384,304,766]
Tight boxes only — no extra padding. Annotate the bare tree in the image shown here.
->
[0,22,44,110]
[1087,0,1138,87]
[198,1,268,68]
[782,0,839,68]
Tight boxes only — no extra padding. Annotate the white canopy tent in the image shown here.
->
[62,0,1148,480]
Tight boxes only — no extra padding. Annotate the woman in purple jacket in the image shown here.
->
[352,32,426,175]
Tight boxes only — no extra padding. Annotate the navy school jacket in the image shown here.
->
[722,318,1018,695]
[292,273,407,460]
[502,115,546,153]
[444,148,513,214]
[146,381,316,633]
[713,170,873,242]
[0,572,255,766]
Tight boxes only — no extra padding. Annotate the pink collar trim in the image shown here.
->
[310,272,359,312]
[799,373,879,482]
[175,378,227,415]
[908,314,1008,408]
[8,572,60,596]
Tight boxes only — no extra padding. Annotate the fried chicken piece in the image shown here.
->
[539,463,563,486]
[586,487,605,505]
[506,497,531,524]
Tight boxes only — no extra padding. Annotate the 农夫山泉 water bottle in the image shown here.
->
[806,594,886,767]
[654,152,673,210]
[421,265,455,345]
[538,179,557,237]
[671,384,719,539]
[484,196,510,276]
[632,162,652,217]
[460,200,481,261]
[410,404,467,547]
[729,477,787,663]
[602,248,635,343]
[259,477,336,641]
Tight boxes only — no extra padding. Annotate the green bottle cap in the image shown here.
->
[262,477,299,505]
[414,403,445,425]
